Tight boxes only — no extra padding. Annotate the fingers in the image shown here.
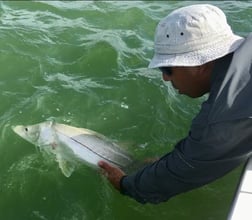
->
[98,161,119,177]
[98,160,111,171]
[98,160,126,191]
[98,161,111,178]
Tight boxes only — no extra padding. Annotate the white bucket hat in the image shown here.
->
[149,4,244,68]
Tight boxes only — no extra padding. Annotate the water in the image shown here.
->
[0,1,251,219]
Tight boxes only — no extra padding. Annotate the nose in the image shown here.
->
[162,73,172,81]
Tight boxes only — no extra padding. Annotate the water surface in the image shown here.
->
[0,1,252,219]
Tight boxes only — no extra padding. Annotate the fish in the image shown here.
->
[12,121,133,177]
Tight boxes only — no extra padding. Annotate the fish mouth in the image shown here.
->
[12,125,21,133]
[11,125,19,134]
[12,125,26,139]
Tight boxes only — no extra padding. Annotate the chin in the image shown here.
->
[187,91,208,98]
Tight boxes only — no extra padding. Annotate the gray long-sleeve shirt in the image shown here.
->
[121,33,252,204]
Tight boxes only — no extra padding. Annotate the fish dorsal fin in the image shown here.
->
[54,123,94,138]
[56,154,75,177]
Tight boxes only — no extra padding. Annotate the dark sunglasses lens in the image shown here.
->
[159,67,172,76]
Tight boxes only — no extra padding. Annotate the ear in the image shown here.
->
[199,61,215,74]
[196,61,215,83]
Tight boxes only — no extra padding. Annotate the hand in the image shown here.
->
[98,161,126,191]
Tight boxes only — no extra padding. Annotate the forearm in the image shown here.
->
[120,151,189,204]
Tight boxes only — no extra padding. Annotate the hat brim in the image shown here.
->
[148,35,244,68]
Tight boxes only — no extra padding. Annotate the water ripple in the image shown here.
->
[0,1,251,220]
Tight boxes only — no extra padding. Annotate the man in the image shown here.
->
[99,4,252,204]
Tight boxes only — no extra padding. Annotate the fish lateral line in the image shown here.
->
[55,129,124,168]
[70,137,123,168]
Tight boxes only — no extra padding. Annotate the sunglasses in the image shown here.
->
[159,66,172,76]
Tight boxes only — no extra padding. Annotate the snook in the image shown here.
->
[12,121,133,177]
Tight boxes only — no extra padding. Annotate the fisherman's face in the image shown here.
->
[159,63,213,98]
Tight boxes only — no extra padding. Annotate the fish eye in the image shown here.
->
[25,127,28,132]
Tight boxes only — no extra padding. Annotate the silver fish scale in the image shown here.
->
[72,134,132,167]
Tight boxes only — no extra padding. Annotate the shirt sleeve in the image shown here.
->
[120,118,252,204]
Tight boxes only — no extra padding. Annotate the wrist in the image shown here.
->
[119,175,127,194]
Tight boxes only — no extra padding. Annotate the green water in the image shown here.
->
[1,1,252,219]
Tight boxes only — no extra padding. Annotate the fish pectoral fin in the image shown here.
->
[57,156,75,178]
